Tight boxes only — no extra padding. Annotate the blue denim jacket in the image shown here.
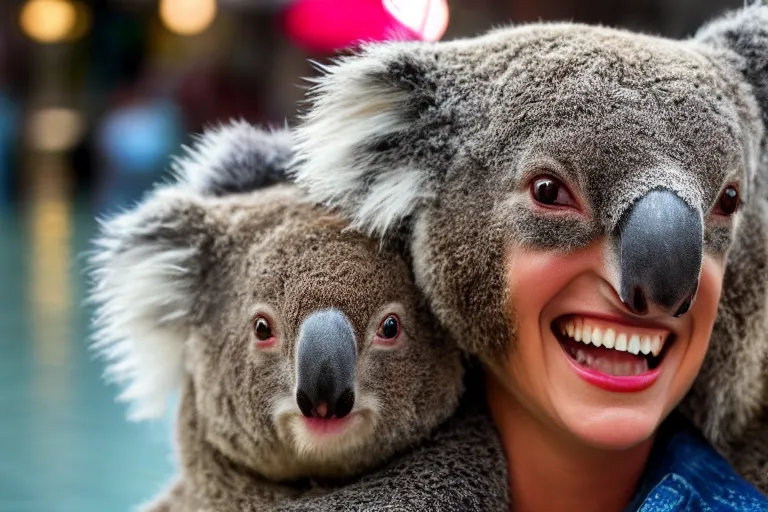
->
[625,413,767,511]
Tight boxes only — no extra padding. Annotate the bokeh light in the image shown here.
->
[20,0,78,43]
[284,0,449,54]
[383,0,449,42]
[160,0,218,36]
[27,108,84,153]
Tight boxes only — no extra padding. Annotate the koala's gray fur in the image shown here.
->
[149,375,507,512]
[291,3,768,492]
[88,122,508,511]
[172,120,294,197]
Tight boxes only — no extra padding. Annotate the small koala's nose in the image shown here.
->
[295,309,357,419]
[616,189,702,317]
[296,388,355,420]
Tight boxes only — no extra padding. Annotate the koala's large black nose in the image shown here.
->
[295,309,357,419]
[616,189,702,317]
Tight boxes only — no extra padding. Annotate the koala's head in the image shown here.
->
[88,122,463,481]
[291,5,768,444]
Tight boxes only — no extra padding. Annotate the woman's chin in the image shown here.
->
[558,405,662,450]
[547,361,673,450]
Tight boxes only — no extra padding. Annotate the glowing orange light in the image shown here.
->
[20,0,77,43]
[160,0,217,36]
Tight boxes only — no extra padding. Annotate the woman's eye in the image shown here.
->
[374,315,401,345]
[530,176,577,208]
[253,317,273,341]
[713,185,739,216]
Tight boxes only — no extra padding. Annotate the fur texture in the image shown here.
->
[89,121,506,510]
[172,120,294,197]
[147,375,508,512]
[89,188,214,420]
[90,122,294,421]
[291,4,768,491]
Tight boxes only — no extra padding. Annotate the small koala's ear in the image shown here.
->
[291,42,454,237]
[695,3,768,132]
[88,187,215,421]
[173,119,294,197]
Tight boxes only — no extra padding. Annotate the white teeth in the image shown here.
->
[591,328,602,347]
[651,335,662,357]
[603,328,615,349]
[615,333,628,351]
[559,318,668,360]
[640,335,652,355]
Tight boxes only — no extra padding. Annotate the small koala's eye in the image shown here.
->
[373,314,401,347]
[253,317,273,342]
[530,176,578,209]
[379,316,399,338]
[714,185,739,216]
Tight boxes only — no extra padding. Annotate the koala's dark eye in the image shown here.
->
[373,314,401,347]
[380,316,399,338]
[714,186,739,216]
[253,317,273,341]
[530,176,578,209]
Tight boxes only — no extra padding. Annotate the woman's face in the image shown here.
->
[498,240,725,450]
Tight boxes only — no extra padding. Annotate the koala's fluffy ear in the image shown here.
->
[291,43,462,237]
[695,3,768,133]
[88,187,216,421]
[173,120,294,197]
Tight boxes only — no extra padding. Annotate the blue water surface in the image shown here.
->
[0,204,177,512]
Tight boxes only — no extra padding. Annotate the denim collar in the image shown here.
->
[625,412,767,511]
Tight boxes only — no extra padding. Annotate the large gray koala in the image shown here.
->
[88,122,508,511]
[290,3,768,490]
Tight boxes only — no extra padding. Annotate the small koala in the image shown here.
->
[87,122,472,511]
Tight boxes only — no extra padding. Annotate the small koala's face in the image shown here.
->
[184,189,462,481]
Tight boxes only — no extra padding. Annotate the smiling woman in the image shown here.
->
[494,238,725,499]
[493,167,731,456]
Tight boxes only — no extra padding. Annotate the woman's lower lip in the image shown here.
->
[562,351,661,392]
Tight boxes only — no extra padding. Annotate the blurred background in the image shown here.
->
[0,0,745,510]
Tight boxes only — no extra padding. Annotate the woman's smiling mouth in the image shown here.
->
[552,315,676,392]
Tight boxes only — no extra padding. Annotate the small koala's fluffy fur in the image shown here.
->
[291,2,768,493]
[171,120,294,197]
[88,123,508,511]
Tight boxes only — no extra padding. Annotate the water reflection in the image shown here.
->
[28,153,72,391]
[0,150,176,511]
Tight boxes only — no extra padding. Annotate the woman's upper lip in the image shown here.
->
[557,312,675,333]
